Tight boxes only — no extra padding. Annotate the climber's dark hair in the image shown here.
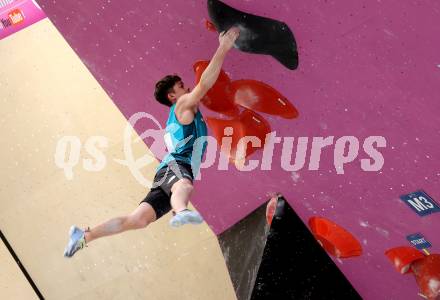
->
[154,74,182,107]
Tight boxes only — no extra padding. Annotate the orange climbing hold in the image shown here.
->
[384,246,425,274]
[230,79,299,119]
[206,109,271,163]
[308,217,362,258]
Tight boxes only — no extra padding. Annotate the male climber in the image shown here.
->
[64,27,240,257]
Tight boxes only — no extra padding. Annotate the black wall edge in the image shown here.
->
[0,230,44,300]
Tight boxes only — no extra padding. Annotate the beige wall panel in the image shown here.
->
[0,239,38,300]
[0,20,236,300]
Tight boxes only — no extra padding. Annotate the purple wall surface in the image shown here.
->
[37,1,440,299]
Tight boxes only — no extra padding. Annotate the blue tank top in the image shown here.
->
[157,104,208,175]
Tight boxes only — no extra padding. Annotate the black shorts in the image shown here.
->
[140,161,194,219]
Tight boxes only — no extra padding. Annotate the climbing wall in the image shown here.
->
[1,0,439,299]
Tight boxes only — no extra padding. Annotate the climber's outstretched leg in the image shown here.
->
[63,202,156,258]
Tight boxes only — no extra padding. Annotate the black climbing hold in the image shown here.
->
[208,0,299,70]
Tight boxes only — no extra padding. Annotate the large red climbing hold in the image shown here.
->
[308,217,362,258]
[206,109,271,164]
[230,79,299,119]
[193,61,299,119]
[384,246,425,274]
[193,60,239,116]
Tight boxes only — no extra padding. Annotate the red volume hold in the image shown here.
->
[309,216,363,258]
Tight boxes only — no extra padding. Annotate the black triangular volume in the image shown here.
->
[218,196,361,300]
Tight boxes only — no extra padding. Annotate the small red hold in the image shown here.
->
[384,247,425,274]
[309,217,362,258]
[385,249,440,299]
[266,197,278,226]
[205,19,218,32]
